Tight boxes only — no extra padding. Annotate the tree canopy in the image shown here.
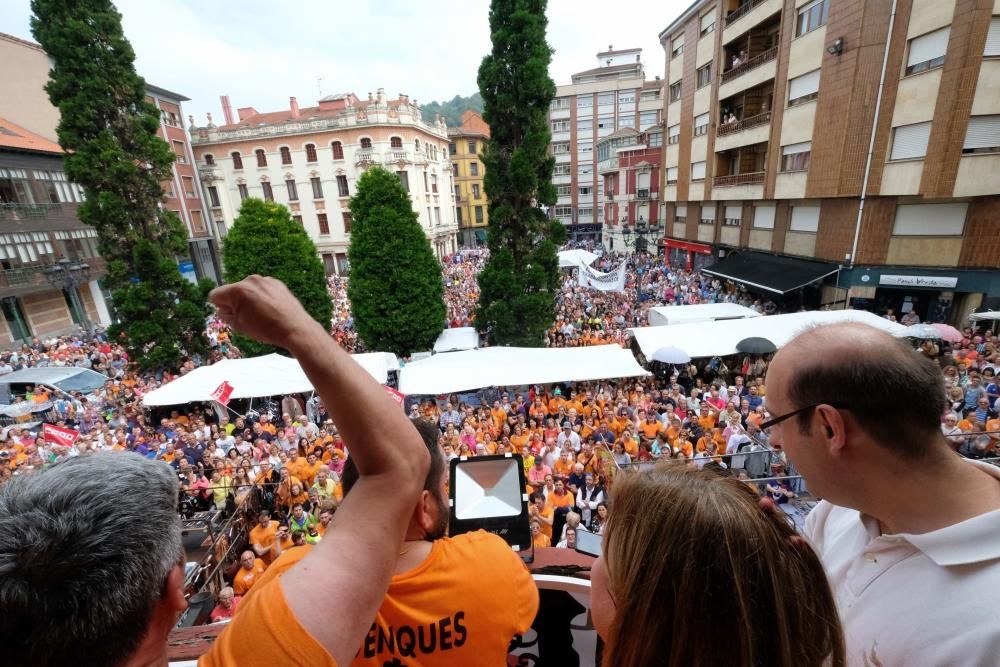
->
[421,93,484,129]
[222,198,333,356]
[347,167,446,357]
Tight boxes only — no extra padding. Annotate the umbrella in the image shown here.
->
[652,346,691,364]
[736,337,777,355]
[905,323,942,340]
[930,323,964,344]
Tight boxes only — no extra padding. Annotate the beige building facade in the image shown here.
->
[190,90,459,274]
[657,0,1000,321]
[548,47,664,242]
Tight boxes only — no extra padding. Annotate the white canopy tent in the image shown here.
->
[398,345,650,395]
[142,352,396,407]
[647,303,761,327]
[433,327,480,354]
[558,249,598,269]
[969,311,1000,322]
[631,310,909,360]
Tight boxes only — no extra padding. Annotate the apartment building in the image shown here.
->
[598,125,665,252]
[447,110,490,247]
[657,0,1000,321]
[549,47,664,243]
[0,32,221,285]
[189,90,459,275]
[0,119,110,343]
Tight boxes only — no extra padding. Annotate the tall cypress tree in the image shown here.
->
[31,0,212,371]
[475,0,565,347]
[348,167,446,357]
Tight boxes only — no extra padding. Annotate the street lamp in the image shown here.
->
[42,258,92,334]
[619,216,662,302]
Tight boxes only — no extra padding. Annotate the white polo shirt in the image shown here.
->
[805,460,1000,666]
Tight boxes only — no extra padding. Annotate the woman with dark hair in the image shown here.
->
[591,465,844,667]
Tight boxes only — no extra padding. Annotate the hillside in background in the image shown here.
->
[421,93,484,129]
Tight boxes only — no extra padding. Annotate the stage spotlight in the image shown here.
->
[449,454,531,558]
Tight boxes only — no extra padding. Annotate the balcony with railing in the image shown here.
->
[718,111,772,137]
[718,81,775,138]
[721,45,778,85]
[354,150,377,165]
[713,141,768,190]
[0,202,67,221]
[724,0,768,26]
[0,256,107,297]
[384,149,411,164]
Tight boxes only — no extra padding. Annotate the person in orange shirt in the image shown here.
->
[202,276,432,667]
[639,415,663,440]
[232,550,268,596]
[248,511,280,564]
[298,453,322,488]
[285,449,309,482]
[208,418,538,667]
[531,519,550,549]
[675,430,695,459]
[528,492,554,544]
[553,448,575,477]
[547,477,575,511]
[697,406,717,433]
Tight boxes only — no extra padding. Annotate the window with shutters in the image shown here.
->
[753,205,776,229]
[398,171,409,192]
[305,144,318,162]
[906,28,949,75]
[666,166,679,184]
[670,82,682,102]
[280,147,292,165]
[694,113,710,136]
[317,213,330,235]
[668,124,680,144]
[675,205,687,224]
[293,215,303,226]
[311,177,323,199]
[470,162,480,177]
[475,206,484,223]
[962,115,1000,154]
[431,173,438,193]
[554,206,573,217]
[204,154,215,166]
[986,17,1000,56]
[781,142,812,171]
[892,203,967,235]
[552,119,570,132]
[788,70,820,106]
[286,179,298,201]
[390,136,403,149]
[789,206,820,232]
[343,212,352,233]
[207,186,221,208]
[576,95,593,108]
[671,34,684,58]
[889,122,932,160]
[261,181,273,201]
[700,9,716,37]
[256,149,267,167]
[724,205,742,226]
[231,152,244,170]
[238,183,249,200]
[697,63,712,89]
[796,0,829,37]
[360,137,372,149]
[331,141,344,160]
[337,175,350,198]
[552,142,571,154]
[700,205,716,225]
[691,161,707,181]
[472,184,481,198]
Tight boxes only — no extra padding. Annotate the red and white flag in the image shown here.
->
[210,380,235,406]
[384,386,406,408]
[43,423,80,447]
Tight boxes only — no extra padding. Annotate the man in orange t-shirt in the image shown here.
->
[232,550,267,596]
[248,511,279,564]
[205,419,537,667]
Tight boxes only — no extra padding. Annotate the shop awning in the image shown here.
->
[701,251,838,295]
[474,229,487,243]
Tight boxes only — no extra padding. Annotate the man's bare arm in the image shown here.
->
[211,276,428,666]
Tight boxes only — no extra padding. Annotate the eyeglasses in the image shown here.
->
[759,402,852,432]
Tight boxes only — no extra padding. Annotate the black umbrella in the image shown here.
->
[736,336,777,355]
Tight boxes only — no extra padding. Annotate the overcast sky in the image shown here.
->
[1,0,690,125]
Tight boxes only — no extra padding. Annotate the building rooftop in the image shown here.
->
[447,110,490,139]
[596,46,642,58]
[571,62,643,81]
[146,84,190,103]
[0,118,63,155]
[213,94,417,132]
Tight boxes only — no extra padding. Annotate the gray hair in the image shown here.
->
[0,452,182,665]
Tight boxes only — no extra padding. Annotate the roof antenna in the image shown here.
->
[317,76,324,98]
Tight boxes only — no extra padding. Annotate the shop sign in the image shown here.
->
[879,275,957,289]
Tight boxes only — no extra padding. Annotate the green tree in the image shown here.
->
[222,199,333,356]
[475,0,565,346]
[347,167,445,356]
[31,0,211,371]
[422,93,485,128]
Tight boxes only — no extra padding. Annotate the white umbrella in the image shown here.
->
[905,323,942,339]
[651,346,691,364]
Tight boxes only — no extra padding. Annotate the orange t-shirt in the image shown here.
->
[202,531,538,667]
[232,558,267,596]
[248,521,279,563]
[639,421,661,439]
[547,490,575,510]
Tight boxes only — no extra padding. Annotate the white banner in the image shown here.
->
[578,262,627,292]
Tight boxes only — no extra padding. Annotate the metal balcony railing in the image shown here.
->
[713,171,766,186]
[725,0,768,26]
[717,110,772,136]
[0,203,65,220]
[721,46,778,85]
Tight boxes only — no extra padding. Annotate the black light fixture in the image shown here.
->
[827,37,844,56]
[448,453,531,559]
